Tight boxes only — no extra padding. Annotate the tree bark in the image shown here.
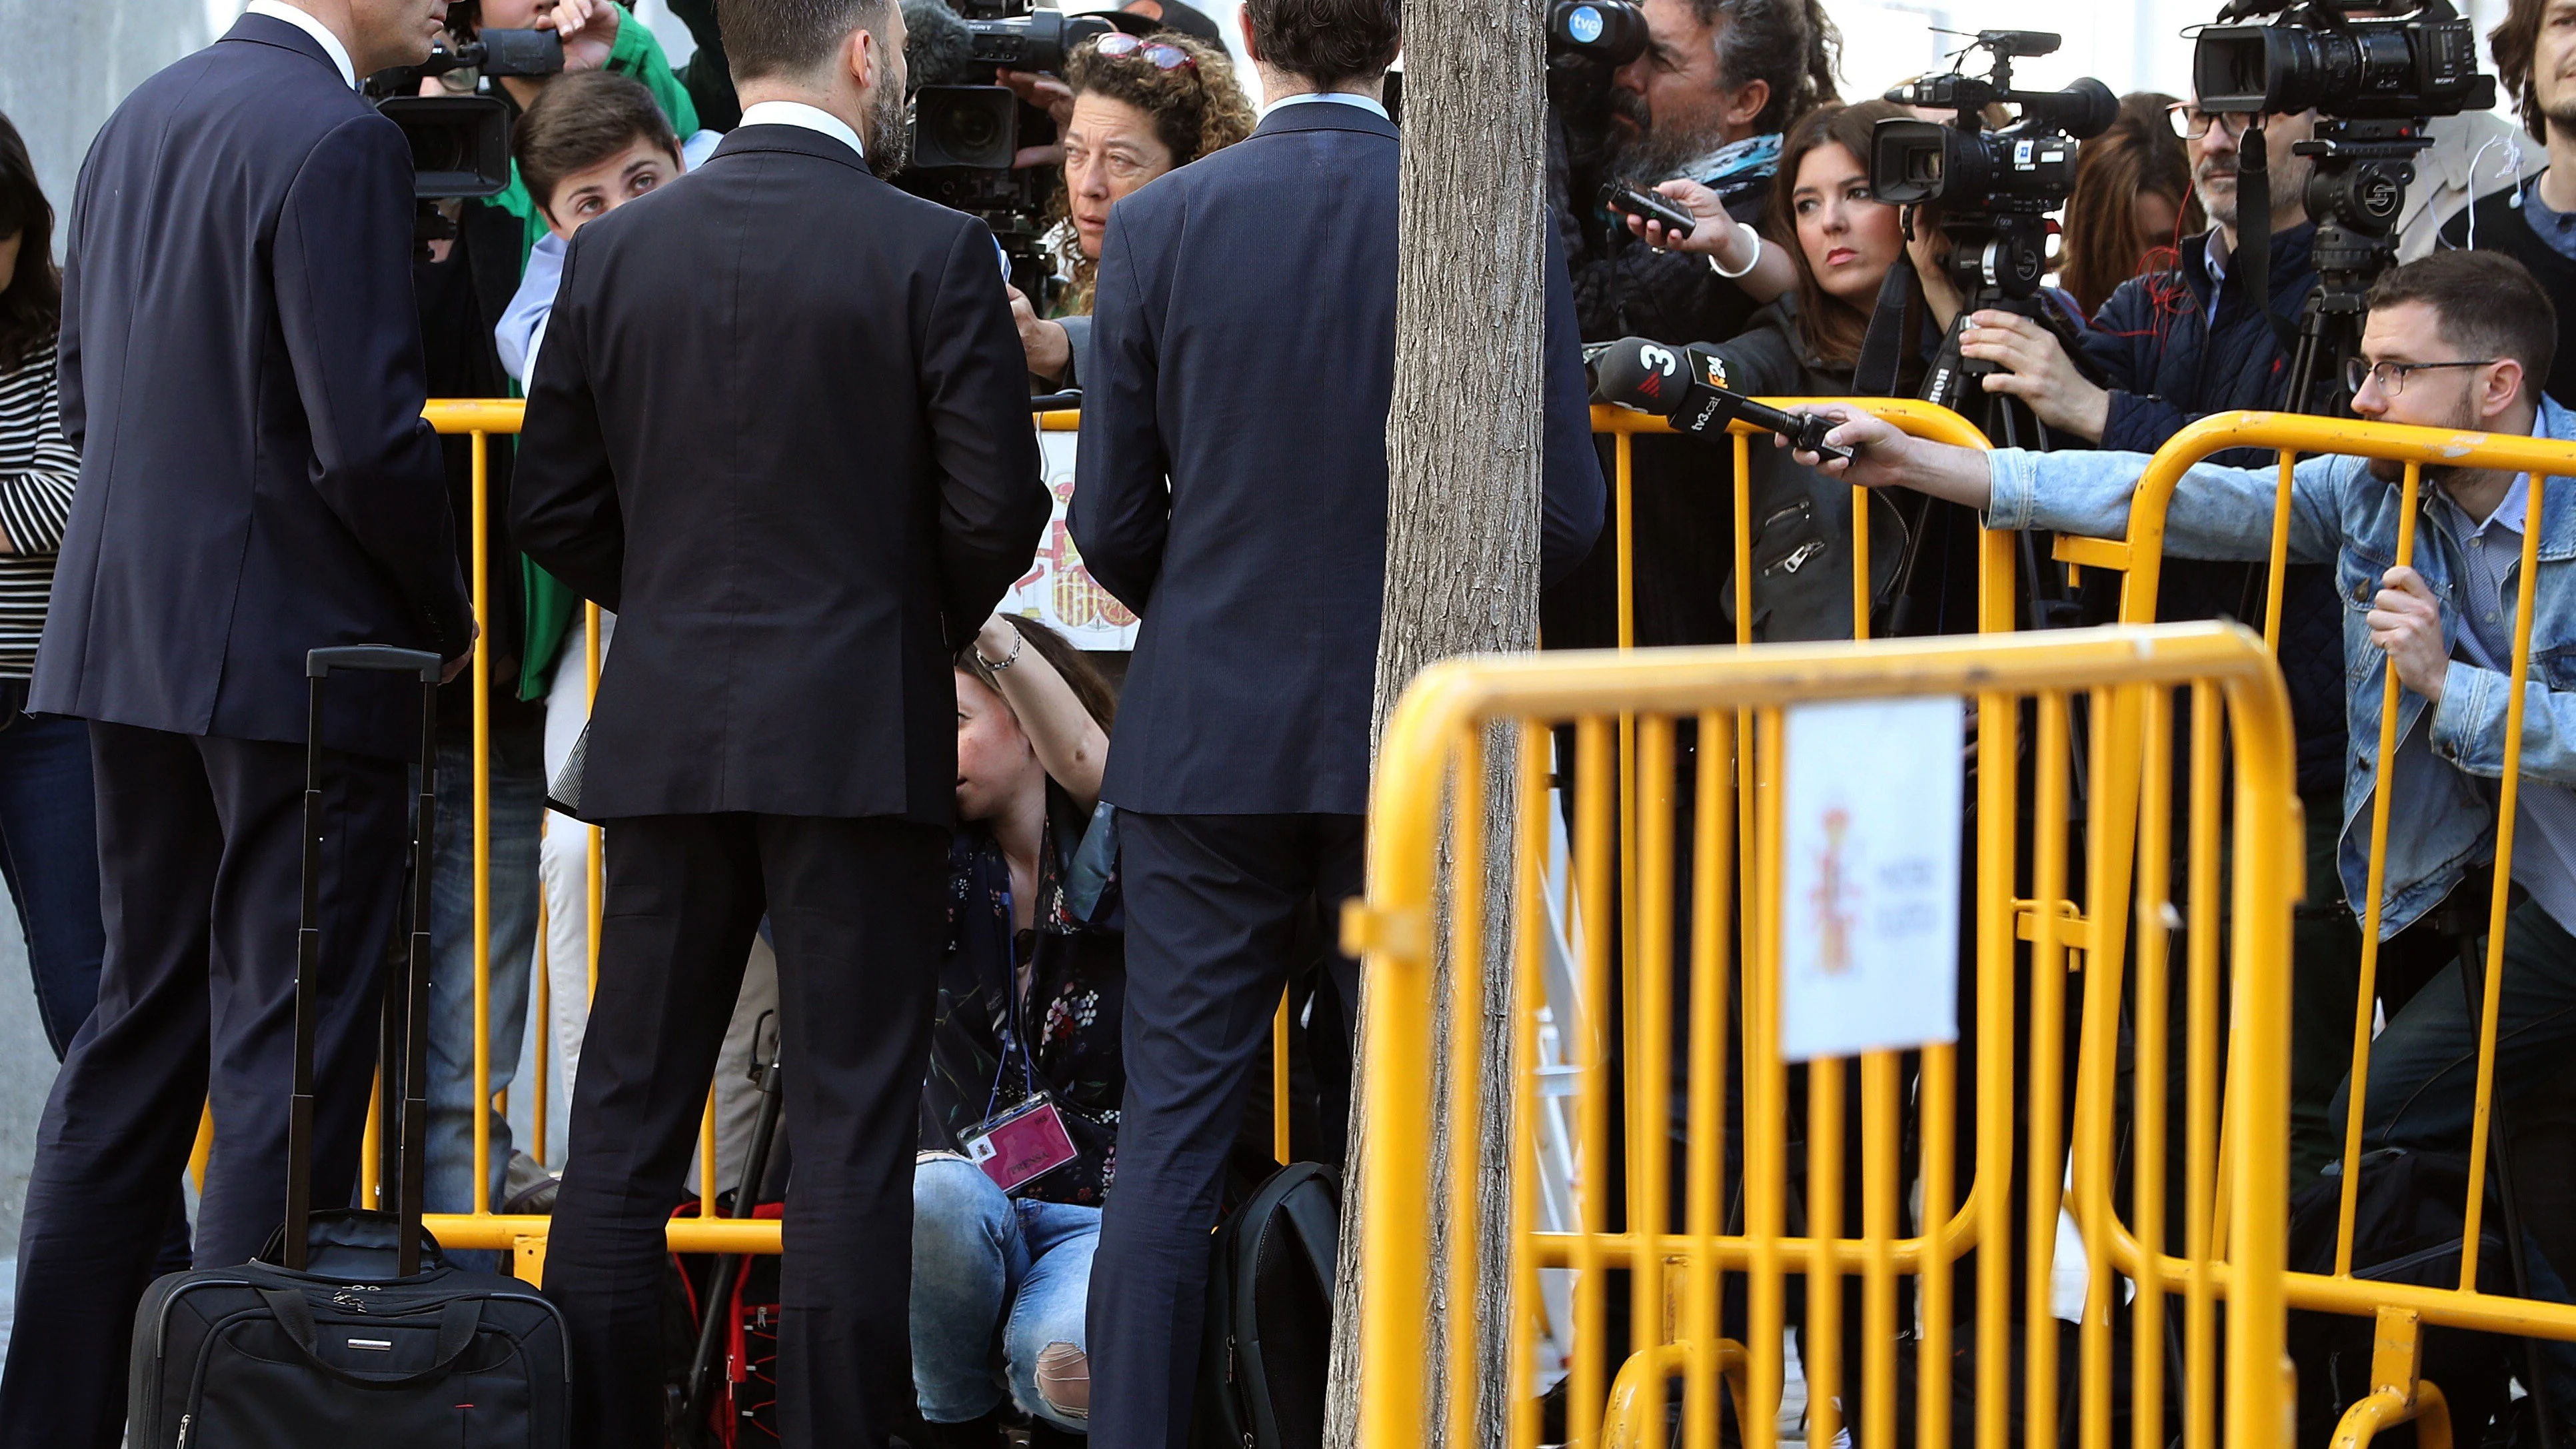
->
[1322,0,1551,1438]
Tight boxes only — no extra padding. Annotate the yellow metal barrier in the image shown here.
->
[1345,622,2301,1449]
[2089,412,2576,1443]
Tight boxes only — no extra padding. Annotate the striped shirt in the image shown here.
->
[0,341,77,681]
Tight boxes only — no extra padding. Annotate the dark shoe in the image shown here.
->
[1027,1421,1086,1446]
[914,1410,1009,1449]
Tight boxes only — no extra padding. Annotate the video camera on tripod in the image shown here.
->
[1870,33,2117,312]
[363,29,567,200]
[2191,0,2497,411]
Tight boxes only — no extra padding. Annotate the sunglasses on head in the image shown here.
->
[1092,32,1196,69]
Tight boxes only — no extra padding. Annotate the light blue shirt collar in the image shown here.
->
[1260,91,1390,123]
[737,100,866,162]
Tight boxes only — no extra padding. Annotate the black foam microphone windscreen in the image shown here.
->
[901,0,981,93]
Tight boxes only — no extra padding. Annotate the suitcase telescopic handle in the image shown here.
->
[307,645,442,681]
[284,645,445,1272]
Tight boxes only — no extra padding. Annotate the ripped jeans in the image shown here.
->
[912,1153,1100,1432]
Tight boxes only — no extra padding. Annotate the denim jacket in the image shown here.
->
[1985,397,2576,937]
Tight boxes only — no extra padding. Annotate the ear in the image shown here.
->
[846,24,878,91]
[2487,357,2529,424]
[1236,6,1262,65]
[1722,78,1770,131]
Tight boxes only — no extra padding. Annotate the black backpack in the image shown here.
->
[1196,1162,1340,1449]
[2287,1148,2540,1449]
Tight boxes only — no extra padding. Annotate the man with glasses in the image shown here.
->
[1790,258,2576,1401]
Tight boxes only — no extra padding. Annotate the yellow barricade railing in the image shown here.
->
[2090,412,2576,1446]
[1344,622,2301,1449]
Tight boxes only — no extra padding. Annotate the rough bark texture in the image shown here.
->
[1322,0,1550,1439]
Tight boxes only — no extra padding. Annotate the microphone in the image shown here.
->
[1587,337,1854,463]
[901,0,982,93]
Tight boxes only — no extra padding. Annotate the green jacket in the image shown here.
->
[493,11,700,701]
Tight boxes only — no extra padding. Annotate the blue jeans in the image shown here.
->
[0,711,111,1058]
[423,724,544,1262]
[911,1154,1099,1432]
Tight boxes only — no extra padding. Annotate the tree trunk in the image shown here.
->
[1322,0,1551,1438]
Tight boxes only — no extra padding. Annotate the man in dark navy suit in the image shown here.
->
[1067,0,1605,1434]
[0,2,473,1446]
[508,0,1046,1443]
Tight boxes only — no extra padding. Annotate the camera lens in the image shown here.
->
[936,105,1002,157]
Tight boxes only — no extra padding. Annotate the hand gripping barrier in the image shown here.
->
[2079,411,2576,1449]
[1340,622,2302,1449]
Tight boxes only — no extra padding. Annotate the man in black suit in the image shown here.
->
[0,3,473,1445]
[1066,0,1606,1436]
[508,0,1046,1443]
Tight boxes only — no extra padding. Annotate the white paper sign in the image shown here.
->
[1778,696,1964,1062]
[993,428,1141,652]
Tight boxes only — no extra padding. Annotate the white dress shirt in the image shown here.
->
[241,1,358,89]
[1258,91,1390,123]
[736,100,868,161]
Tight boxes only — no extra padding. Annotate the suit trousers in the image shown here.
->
[541,811,945,1449]
[1086,810,1364,1449]
[0,722,408,1449]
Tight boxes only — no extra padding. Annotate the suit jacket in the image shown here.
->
[511,123,1048,823]
[1069,101,1605,817]
[33,14,472,758]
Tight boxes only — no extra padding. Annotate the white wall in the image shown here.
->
[0,0,207,223]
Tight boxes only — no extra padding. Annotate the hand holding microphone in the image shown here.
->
[1585,336,1854,463]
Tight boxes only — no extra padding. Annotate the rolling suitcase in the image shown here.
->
[125,646,571,1449]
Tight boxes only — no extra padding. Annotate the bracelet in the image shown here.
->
[977,629,1025,672]
[1706,221,1763,281]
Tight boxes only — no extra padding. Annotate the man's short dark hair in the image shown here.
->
[2366,249,2559,400]
[1244,0,1400,91]
[723,0,898,85]
[515,73,682,215]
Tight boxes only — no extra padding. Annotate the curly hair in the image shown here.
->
[1052,32,1256,311]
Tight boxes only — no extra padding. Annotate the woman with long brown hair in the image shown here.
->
[2057,93,2203,319]
[1620,99,1961,639]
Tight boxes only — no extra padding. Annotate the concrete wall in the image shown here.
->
[0,1,209,231]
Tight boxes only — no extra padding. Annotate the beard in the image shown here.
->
[866,85,913,179]
[1605,89,1734,183]
[2546,91,2576,137]
[2195,164,2238,231]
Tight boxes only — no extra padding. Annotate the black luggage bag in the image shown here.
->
[126,647,571,1449]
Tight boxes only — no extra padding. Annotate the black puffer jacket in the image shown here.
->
[2076,224,2347,796]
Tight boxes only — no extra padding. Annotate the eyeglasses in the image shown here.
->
[2168,103,2260,139]
[1092,33,1196,70]
[2344,357,2499,397]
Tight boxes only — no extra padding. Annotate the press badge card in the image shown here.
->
[963,1094,1079,1193]
[1777,696,1964,1062]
